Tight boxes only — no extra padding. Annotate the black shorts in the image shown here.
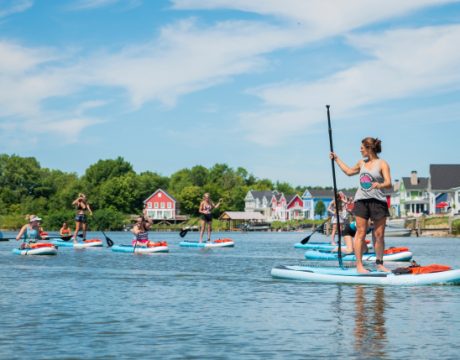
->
[75,214,87,223]
[342,223,356,237]
[201,214,212,223]
[353,199,389,221]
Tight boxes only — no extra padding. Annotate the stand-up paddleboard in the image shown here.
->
[271,265,460,285]
[294,239,373,251]
[112,241,169,254]
[51,239,103,248]
[179,238,234,248]
[12,243,58,256]
[304,249,413,262]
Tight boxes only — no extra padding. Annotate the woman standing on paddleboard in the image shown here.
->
[72,193,93,243]
[198,193,222,243]
[330,137,391,273]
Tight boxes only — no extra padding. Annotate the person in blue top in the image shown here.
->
[15,215,43,249]
[331,137,392,273]
[332,219,371,255]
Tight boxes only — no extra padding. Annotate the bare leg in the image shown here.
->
[73,222,81,243]
[373,217,390,272]
[354,217,369,273]
[207,222,212,242]
[82,222,87,240]
[199,219,205,243]
[330,223,337,245]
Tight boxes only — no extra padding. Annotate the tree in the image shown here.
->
[315,200,326,219]
[82,157,134,190]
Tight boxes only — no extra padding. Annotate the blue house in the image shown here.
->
[302,189,334,220]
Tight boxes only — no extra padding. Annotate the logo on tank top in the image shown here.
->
[360,173,375,191]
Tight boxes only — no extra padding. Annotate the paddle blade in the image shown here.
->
[179,229,188,238]
[102,231,114,247]
[300,233,313,244]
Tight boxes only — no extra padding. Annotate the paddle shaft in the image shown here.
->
[326,105,343,268]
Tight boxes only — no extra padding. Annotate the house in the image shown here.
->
[399,171,430,216]
[388,180,401,217]
[144,189,177,220]
[302,189,334,220]
[244,190,277,219]
[429,164,460,215]
[302,189,354,220]
[244,190,304,221]
[286,194,304,220]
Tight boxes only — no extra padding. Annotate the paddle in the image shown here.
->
[326,105,344,269]
[300,218,330,244]
[101,231,114,247]
[179,219,199,238]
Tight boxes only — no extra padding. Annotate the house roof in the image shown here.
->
[249,190,275,201]
[219,211,266,221]
[401,177,429,190]
[144,188,176,203]
[304,189,354,199]
[430,164,460,190]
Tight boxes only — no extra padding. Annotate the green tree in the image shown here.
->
[177,185,202,216]
[315,200,326,219]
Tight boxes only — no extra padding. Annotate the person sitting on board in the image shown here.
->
[72,193,93,243]
[59,222,72,239]
[332,219,371,255]
[327,192,348,246]
[131,212,153,247]
[330,137,392,273]
[15,215,43,249]
[198,193,222,243]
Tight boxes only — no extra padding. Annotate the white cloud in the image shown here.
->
[68,0,142,10]
[0,0,33,18]
[172,0,459,35]
[241,25,460,145]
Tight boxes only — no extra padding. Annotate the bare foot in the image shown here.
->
[376,264,391,273]
[356,266,370,274]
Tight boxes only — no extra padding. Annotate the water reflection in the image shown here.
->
[354,286,387,359]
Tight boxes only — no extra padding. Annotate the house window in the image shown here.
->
[167,203,172,209]
[161,202,165,209]
[158,193,162,198]
[147,203,152,209]
[154,202,159,209]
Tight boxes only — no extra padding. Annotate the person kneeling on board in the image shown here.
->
[15,215,44,249]
[131,213,153,247]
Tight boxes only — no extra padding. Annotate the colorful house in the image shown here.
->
[429,164,460,215]
[286,194,304,220]
[144,189,177,220]
[302,189,334,220]
[399,171,430,216]
[244,190,304,221]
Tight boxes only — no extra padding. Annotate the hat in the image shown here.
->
[30,216,42,222]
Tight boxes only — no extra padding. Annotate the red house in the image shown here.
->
[286,194,304,220]
[144,189,177,220]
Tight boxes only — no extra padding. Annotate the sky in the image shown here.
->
[1,0,459,188]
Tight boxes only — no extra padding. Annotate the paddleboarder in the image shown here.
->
[15,215,43,249]
[327,192,348,246]
[330,137,392,273]
[72,193,93,243]
[198,193,222,243]
[131,213,153,247]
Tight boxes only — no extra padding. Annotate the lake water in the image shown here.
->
[1,231,459,359]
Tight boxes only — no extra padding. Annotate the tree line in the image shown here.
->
[0,154,316,230]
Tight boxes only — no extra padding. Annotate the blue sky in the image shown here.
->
[1,0,459,188]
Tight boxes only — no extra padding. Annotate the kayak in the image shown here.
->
[271,265,460,285]
[50,239,103,248]
[12,243,58,256]
[112,243,169,254]
[179,238,235,248]
[304,249,413,262]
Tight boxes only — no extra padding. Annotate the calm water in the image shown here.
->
[1,231,459,360]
